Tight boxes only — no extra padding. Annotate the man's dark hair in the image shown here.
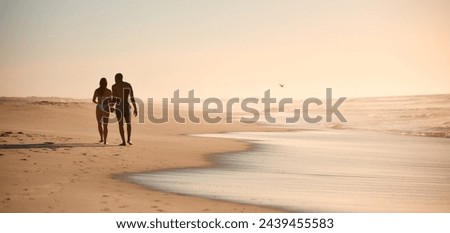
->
[115,73,123,81]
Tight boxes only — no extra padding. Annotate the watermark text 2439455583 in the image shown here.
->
[107,88,347,124]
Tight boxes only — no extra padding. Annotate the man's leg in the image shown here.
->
[118,121,126,146]
[116,108,126,146]
[125,115,132,145]
[126,124,132,145]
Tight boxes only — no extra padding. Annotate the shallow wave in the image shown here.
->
[130,130,450,212]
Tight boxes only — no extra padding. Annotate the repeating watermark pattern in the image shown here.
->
[106,88,347,124]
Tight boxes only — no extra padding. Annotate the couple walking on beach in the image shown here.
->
[92,73,138,146]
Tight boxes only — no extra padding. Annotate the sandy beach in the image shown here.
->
[0,98,282,212]
[1,94,449,213]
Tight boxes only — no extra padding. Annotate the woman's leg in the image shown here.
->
[96,107,104,142]
[102,113,109,144]
[103,123,108,144]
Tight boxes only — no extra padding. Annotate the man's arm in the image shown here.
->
[111,85,118,105]
[129,84,138,117]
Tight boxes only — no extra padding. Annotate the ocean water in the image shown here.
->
[315,94,450,138]
[129,130,450,212]
[129,95,450,212]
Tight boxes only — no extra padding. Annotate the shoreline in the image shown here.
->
[0,134,285,212]
[111,127,297,213]
[129,129,450,212]
[113,141,283,212]
[116,129,299,212]
[0,99,287,212]
[0,129,285,213]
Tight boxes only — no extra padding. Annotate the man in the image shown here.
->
[112,73,138,146]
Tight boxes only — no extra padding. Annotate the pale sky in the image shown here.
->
[0,0,449,99]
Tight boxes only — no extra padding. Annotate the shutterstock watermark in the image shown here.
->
[107,88,347,124]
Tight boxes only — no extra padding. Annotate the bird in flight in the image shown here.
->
[279,84,284,88]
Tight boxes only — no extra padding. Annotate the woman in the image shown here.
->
[92,77,112,144]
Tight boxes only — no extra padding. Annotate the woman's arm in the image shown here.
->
[92,90,98,104]
[106,89,114,112]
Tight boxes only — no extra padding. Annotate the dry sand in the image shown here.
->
[0,98,282,212]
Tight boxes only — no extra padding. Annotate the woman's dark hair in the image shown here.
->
[99,77,107,95]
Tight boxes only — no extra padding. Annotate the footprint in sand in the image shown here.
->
[0,131,12,137]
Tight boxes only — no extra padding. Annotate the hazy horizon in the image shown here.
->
[1,92,450,101]
[1,0,449,99]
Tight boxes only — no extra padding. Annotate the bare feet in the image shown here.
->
[119,143,126,146]
[127,141,133,145]
[99,140,104,143]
